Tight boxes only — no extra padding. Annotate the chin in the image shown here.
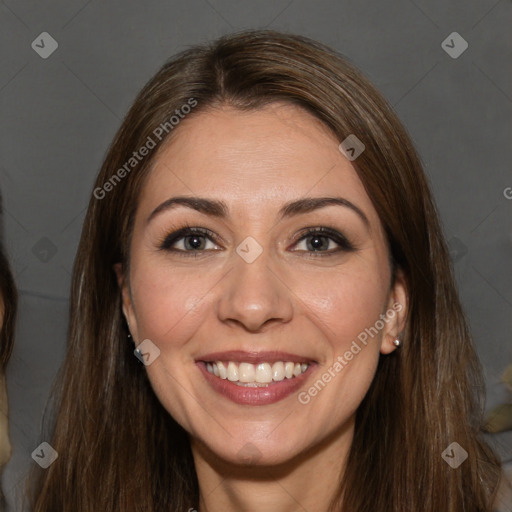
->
[191,423,318,469]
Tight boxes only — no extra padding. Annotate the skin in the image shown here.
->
[115,102,408,512]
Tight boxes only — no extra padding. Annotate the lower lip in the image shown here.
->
[196,362,314,406]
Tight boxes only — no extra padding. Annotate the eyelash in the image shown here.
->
[157,223,357,258]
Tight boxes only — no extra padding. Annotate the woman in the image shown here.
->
[0,195,18,509]
[29,30,502,511]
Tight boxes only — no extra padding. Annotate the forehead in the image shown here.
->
[138,102,380,227]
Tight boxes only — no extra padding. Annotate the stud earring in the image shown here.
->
[126,320,135,344]
[125,317,132,339]
[393,338,401,347]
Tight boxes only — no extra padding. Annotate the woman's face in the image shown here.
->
[116,102,407,467]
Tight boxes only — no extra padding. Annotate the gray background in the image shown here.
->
[1,1,511,510]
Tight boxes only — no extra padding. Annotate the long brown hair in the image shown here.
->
[0,193,17,371]
[28,29,502,511]
[0,191,18,509]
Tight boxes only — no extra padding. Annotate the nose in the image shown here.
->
[216,246,294,333]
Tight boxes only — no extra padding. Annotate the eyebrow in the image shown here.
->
[146,195,370,228]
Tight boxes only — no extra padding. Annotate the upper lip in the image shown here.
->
[196,350,316,364]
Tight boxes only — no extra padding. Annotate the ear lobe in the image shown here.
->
[112,263,136,336]
[380,268,408,355]
[392,268,408,334]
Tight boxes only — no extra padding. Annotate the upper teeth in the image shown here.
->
[205,361,309,384]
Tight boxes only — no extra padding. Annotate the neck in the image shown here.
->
[191,416,354,512]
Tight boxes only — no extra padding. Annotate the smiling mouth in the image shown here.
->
[196,351,316,405]
[203,360,310,387]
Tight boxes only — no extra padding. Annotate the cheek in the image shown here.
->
[294,264,389,354]
[128,258,220,350]
[291,268,386,432]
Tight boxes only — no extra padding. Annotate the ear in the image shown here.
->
[113,262,139,342]
[380,268,408,355]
